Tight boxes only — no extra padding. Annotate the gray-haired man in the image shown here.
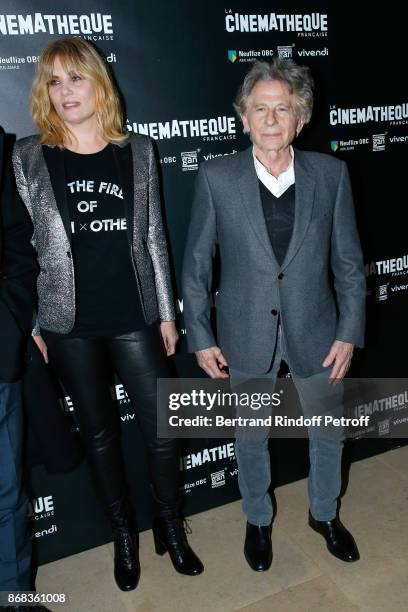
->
[182,59,366,571]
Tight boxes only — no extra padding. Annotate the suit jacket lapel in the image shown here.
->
[112,140,134,247]
[237,146,279,269]
[281,148,315,270]
[42,145,72,245]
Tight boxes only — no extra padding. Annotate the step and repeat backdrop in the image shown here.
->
[1,1,407,563]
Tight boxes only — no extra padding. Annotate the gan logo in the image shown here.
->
[228,49,237,63]
[377,418,390,436]
[330,140,339,152]
[181,150,198,171]
[211,469,226,488]
[376,284,388,301]
[372,133,386,151]
[277,45,293,58]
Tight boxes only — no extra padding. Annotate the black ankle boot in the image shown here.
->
[148,449,204,575]
[244,522,273,571]
[109,498,140,591]
[152,509,204,576]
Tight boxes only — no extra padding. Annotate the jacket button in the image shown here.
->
[271,309,278,316]
[278,273,284,280]
[67,251,72,258]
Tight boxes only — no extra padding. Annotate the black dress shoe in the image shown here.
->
[308,511,360,562]
[244,522,272,571]
[113,527,141,591]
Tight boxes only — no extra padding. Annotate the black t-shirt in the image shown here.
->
[63,144,145,337]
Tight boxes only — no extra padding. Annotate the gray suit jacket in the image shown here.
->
[12,133,175,334]
[182,146,366,377]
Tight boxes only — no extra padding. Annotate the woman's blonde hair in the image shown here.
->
[30,37,127,147]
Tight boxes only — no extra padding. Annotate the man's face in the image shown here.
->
[242,79,304,155]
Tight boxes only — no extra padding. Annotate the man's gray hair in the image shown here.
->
[233,58,314,124]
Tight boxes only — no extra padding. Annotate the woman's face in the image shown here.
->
[48,56,97,129]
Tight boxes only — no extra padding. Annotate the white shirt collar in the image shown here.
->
[253,146,295,198]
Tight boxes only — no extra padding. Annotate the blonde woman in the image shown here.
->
[13,37,203,591]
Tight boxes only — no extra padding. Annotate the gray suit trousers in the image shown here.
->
[231,326,345,525]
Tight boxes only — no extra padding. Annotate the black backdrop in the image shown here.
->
[0,1,407,564]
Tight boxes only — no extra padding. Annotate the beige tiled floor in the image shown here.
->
[36,446,408,612]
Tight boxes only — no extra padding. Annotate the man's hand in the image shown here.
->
[160,321,179,356]
[195,346,229,378]
[322,340,354,383]
[33,334,48,364]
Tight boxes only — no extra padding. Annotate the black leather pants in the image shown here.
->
[42,325,179,516]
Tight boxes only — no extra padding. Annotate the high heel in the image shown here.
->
[153,528,166,555]
[152,515,204,575]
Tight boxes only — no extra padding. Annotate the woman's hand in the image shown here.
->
[33,334,48,364]
[160,321,179,356]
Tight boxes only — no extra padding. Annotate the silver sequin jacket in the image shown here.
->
[12,133,176,334]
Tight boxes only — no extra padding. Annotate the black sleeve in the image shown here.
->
[0,133,38,336]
